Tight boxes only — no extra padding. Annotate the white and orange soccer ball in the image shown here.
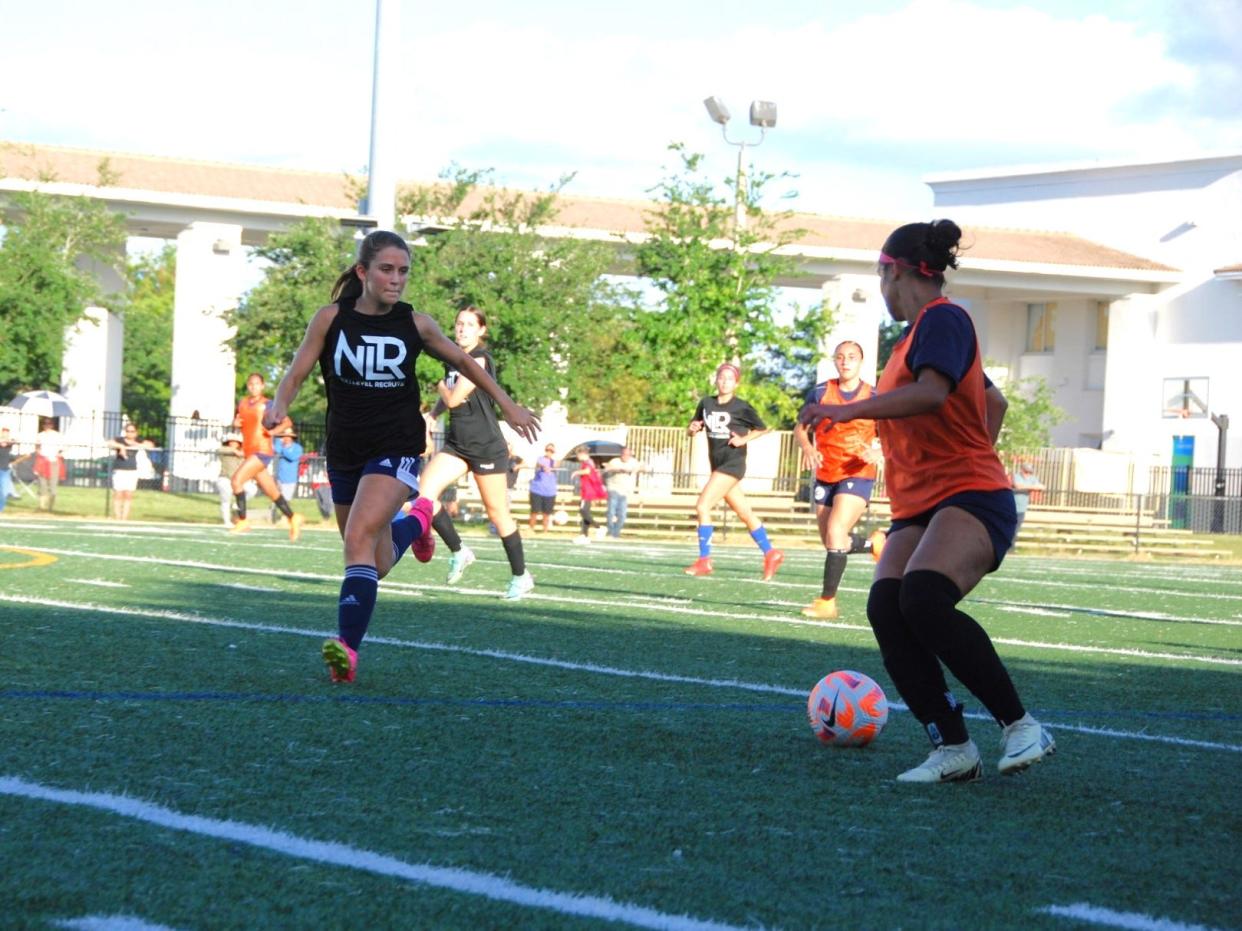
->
[807,670,889,747]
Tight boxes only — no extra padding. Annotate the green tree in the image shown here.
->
[995,372,1067,454]
[0,189,127,397]
[120,245,175,425]
[225,218,358,419]
[630,145,830,426]
[398,168,620,412]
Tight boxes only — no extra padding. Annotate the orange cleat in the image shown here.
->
[761,548,785,581]
[322,637,357,683]
[288,512,304,542]
[683,557,713,577]
[869,529,887,563]
[801,597,839,619]
[229,518,250,534]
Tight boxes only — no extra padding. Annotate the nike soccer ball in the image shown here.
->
[807,670,889,747]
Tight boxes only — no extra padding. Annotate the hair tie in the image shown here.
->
[918,261,938,277]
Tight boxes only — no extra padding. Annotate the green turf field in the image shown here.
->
[1,517,1239,930]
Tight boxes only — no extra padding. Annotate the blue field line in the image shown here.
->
[2,689,1240,724]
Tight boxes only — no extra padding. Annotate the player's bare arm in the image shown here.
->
[265,304,338,430]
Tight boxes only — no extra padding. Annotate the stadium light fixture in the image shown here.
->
[702,95,778,230]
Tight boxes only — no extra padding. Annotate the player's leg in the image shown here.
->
[421,452,473,582]
[477,471,533,599]
[685,471,736,575]
[724,483,783,580]
[229,456,267,531]
[813,491,867,610]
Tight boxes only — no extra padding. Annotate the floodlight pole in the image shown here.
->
[1211,412,1230,532]
[365,0,399,231]
[716,124,767,233]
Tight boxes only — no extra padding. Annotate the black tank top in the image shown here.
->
[444,347,505,457]
[318,296,425,469]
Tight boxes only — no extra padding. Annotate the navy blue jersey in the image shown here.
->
[318,297,425,470]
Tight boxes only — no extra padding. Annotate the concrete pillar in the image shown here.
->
[170,222,244,422]
[819,276,883,385]
[168,222,245,486]
[1099,295,1158,459]
[61,305,124,457]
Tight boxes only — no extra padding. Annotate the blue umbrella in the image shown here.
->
[7,390,76,419]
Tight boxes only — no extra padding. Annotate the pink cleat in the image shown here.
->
[409,497,436,563]
[322,637,357,683]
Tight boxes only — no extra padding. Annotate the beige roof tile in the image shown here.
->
[2,141,1175,272]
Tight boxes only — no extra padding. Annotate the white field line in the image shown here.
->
[3,592,1240,755]
[7,549,1241,664]
[0,776,751,931]
[53,916,180,931]
[65,579,131,589]
[1040,902,1221,931]
[997,605,1073,618]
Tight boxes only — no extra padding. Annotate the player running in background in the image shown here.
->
[263,231,539,683]
[793,340,886,619]
[413,305,537,600]
[684,364,783,581]
[799,218,1054,784]
[230,372,302,541]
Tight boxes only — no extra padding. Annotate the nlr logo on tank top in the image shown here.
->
[334,332,407,384]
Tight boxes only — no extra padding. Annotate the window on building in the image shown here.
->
[1025,302,1056,353]
[1094,301,1109,351]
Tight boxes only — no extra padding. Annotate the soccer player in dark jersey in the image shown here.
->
[417,306,535,600]
[800,219,1054,784]
[263,232,539,683]
[230,372,303,541]
[792,340,886,619]
[684,363,784,581]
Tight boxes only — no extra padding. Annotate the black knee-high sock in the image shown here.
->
[898,570,1026,727]
[273,495,294,519]
[867,578,968,746]
[432,507,462,552]
[235,492,247,519]
[848,533,870,554]
[500,530,526,576]
[821,549,848,599]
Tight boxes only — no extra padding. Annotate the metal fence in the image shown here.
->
[8,411,1241,535]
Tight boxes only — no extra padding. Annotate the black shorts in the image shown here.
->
[439,440,509,476]
[889,488,1018,572]
[709,460,746,480]
[529,492,556,514]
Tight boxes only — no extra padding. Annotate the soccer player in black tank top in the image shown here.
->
[417,306,535,600]
[684,364,784,581]
[263,232,540,683]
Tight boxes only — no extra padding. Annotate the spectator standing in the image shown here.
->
[107,422,156,521]
[270,427,304,524]
[603,446,644,539]
[0,426,15,513]
[528,443,559,532]
[1011,459,1045,539]
[570,448,607,543]
[33,418,64,512]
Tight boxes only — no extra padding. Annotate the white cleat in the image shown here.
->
[502,571,535,601]
[998,715,1056,775]
[445,546,476,585]
[896,741,983,784]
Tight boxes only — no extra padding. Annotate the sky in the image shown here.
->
[2,0,1240,223]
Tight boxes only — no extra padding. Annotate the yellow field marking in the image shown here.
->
[0,546,58,570]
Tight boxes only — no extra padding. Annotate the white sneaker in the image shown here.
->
[896,741,982,784]
[572,535,592,545]
[502,571,535,600]
[445,546,476,585]
[997,714,1056,775]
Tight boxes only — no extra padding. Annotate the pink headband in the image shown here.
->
[879,251,941,278]
[715,363,741,380]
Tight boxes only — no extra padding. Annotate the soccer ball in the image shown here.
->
[552,509,569,526]
[807,670,889,747]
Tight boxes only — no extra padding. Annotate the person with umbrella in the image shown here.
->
[33,418,64,512]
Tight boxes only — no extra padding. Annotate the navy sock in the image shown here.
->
[390,509,430,566]
[338,564,379,650]
[501,530,526,575]
[821,550,848,599]
[432,507,462,553]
